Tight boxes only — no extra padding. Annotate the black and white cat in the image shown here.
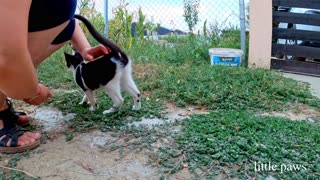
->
[64,14,141,114]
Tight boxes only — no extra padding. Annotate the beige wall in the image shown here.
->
[248,0,272,68]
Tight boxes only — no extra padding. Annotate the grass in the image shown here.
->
[128,30,243,66]
[139,63,319,111]
[2,31,320,179]
[49,90,164,132]
[0,152,37,180]
[176,111,320,179]
[35,42,320,179]
[36,35,318,112]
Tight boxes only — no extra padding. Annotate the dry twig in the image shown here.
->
[165,150,186,176]
[199,161,216,179]
[0,165,38,179]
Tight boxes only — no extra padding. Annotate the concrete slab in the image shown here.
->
[283,73,320,99]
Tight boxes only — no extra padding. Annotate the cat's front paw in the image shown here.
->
[79,101,88,105]
[89,105,96,112]
[103,107,119,114]
[132,104,141,111]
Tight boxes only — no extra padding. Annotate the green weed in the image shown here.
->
[176,111,320,179]
[137,62,319,111]
[48,90,164,132]
[33,32,320,179]
[0,152,37,180]
[13,2,319,179]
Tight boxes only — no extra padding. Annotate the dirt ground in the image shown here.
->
[1,102,206,180]
[0,101,319,179]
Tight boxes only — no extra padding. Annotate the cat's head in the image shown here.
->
[64,51,83,71]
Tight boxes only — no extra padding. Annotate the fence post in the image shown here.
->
[239,0,246,64]
[248,0,272,68]
[104,0,109,38]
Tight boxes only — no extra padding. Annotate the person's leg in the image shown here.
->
[33,19,76,66]
[29,21,70,65]
[0,21,70,149]
[33,43,66,67]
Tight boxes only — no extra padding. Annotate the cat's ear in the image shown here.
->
[64,52,73,60]
[64,52,74,68]
[70,45,79,54]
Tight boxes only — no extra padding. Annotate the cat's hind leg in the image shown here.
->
[84,90,97,111]
[121,65,141,111]
[103,79,124,114]
[79,94,88,105]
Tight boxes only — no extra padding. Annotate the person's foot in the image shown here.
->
[0,119,41,146]
[17,113,30,126]
[0,100,41,153]
[6,99,31,126]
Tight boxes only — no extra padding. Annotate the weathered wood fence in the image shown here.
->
[249,0,320,76]
[271,0,320,75]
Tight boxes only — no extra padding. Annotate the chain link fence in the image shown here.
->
[89,0,248,57]
[93,0,247,33]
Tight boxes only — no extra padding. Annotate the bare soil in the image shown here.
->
[0,101,318,179]
[261,104,320,121]
[0,102,205,179]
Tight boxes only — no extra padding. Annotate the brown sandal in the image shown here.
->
[0,102,40,153]
[0,127,40,153]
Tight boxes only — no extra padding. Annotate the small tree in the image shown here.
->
[183,0,200,33]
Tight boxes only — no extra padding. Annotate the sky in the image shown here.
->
[88,0,249,32]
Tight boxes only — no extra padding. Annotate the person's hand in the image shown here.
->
[81,45,110,61]
[23,84,53,105]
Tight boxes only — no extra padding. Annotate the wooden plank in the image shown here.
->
[249,0,272,69]
[271,58,320,76]
[272,44,320,59]
[273,11,320,26]
[273,0,320,9]
[273,28,320,42]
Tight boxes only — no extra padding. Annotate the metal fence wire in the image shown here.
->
[88,0,247,55]
[94,0,246,32]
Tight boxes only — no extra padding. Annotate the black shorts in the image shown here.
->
[28,0,77,44]
[51,19,76,45]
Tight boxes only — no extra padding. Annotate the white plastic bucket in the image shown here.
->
[209,48,243,66]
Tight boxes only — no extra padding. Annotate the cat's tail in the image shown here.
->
[74,14,129,66]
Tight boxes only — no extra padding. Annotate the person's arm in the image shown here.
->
[70,21,110,61]
[70,21,91,57]
[0,0,39,99]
